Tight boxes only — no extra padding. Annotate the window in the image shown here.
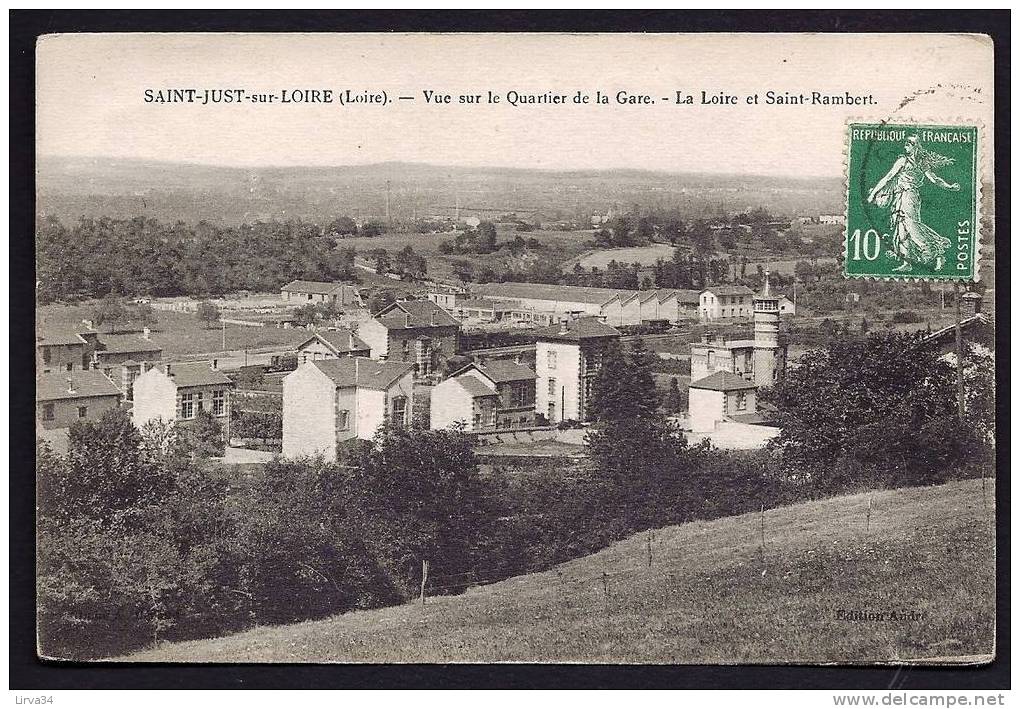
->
[42,403,54,421]
[180,392,195,419]
[42,347,51,365]
[337,409,350,431]
[391,395,408,427]
[212,389,226,416]
[547,350,557,369]
[707,350,715,367]
[736,392,747,411]
[196,391,204,412]
[77,406,88,418]
[547,378,557,396]
[66,363,74,372]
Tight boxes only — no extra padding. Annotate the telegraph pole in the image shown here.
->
[954,282,965,420]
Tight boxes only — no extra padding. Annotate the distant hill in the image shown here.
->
[36,155,844,227]
[120,478,994,664]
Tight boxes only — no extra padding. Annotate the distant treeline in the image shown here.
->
[36,215,358,303]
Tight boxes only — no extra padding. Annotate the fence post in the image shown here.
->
[866,495,873,534]
[647,530,653,567]
[420,559,429,607]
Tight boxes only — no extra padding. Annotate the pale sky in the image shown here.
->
[36,33,993,178]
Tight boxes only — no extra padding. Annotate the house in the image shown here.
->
[295,329,371,364]
[37,369,122,432]
[282,357,414,460]
[90,328,164,400]
[819,214,846,225]
[534,317,621,424]
[36,322,100,374]
[358,300,460,381]
[699,285,755,321]
[132,361,235,437]
[777,295,797,316]
[430,360,537,432]
[280,280,364,308]
[688,371,759,433]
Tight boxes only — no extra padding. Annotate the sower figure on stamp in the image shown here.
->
[867,135,960,273]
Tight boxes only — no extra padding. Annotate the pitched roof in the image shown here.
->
[533,316,622,341]
[37,370,121,402]
[36,323,90,347]
[673,289,702,304]
[96,333,163,355]
[689,370,758,391]
[456,373,499,398]
[297,329,370,355]
[476,360,536,383]
[703,285,754,296]
[281,279,354,295]
[164,362,235,388]
[311,357,414,390]
[375,300,460,328]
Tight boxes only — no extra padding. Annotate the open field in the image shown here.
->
[342,229,595,282]
[121,478,994,664]
[568,243,676,270]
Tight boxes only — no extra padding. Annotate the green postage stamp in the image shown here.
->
[844,122,980,281]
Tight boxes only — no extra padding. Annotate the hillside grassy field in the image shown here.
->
[121,478,995,664]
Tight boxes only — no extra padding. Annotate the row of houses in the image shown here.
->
[428,282,795,327]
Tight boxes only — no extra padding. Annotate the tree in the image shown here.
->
[359,220,385,237]
[585,338,701,527]
[368,289,396,314]
[763,331,977,488]
[664,377,684,413]
[451,259,475,283]
[326,215,358,236]
[346,425,496,597]
[182,409,225,458]
[477,221,498,253]
[196,301,220,329]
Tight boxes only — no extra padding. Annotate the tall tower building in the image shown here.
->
[752,272,785,388]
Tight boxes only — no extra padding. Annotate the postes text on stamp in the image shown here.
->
[844,123,979,281]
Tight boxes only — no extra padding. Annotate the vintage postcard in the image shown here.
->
[33,32,996,666]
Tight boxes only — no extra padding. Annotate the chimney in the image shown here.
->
[211,358,218,371]
[66,376,75,394]
[142,326,151,340]
[962,291,983,316]
[81,319,94,330]
[405,313,411,328]
[431,310,439,326]
[165,363,172,377]
[558,317,570,335]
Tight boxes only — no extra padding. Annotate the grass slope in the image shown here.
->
[122,479,995,664]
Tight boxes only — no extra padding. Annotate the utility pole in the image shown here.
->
[221,320,226,351]
[953,282,965,420]
[385,179,392,227]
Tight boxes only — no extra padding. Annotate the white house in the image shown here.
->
[294,329,371,363]
[132,361,234,435]
[688,371,759,433]
[282,357,414,460]
[430,360,536,432]
[699,285,755,321]
[533,317,621,424]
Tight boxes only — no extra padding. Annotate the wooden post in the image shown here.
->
[866,495,873,534]
[647,531,653,567]
[420,560,429,607]
[954,282,965,420]
[760,502,765,549]
[602,571,609,600]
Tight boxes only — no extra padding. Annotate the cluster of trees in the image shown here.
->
[37,410,496,660]
[37,327,995,660]
[37,216,359,302]
[324,216,387,238]
[438,221,543,257]
[764,331,995,492]
[370,245,427,279]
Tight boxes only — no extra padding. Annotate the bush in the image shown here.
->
[891,309,923,324]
